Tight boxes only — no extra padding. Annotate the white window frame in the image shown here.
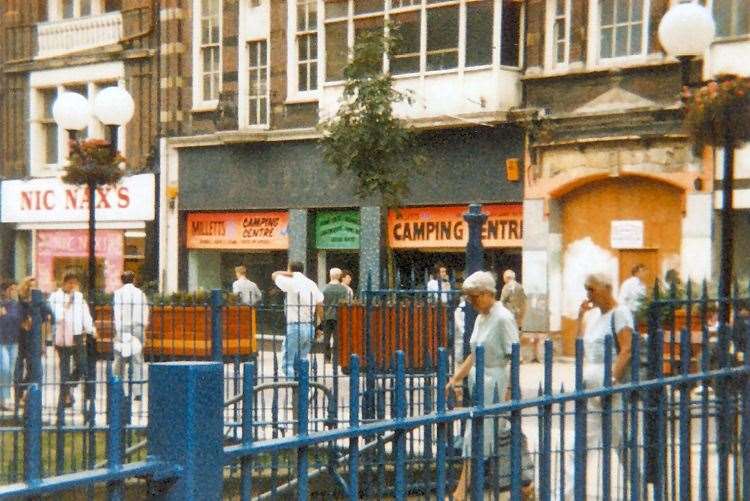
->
[710,0,750,39]
[287,0,321,102]
[192,0,223,110]
[545,0,572,69]
[29,62,126,178]
[588,0,651,67]
[239,0,271,128]
[320,0,510,85]
[48,0,103,20]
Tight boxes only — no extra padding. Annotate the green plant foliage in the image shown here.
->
[319,27,425,207]
[63,138,126,187]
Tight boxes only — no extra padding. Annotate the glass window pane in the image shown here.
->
[354,15,384,44]
[81,0,91,16]
[249,99,258,124]
[600,0,614,26]
[325,0,348,19]
[298,36,309,60]
[501,0,521,66]
[104,0,123,13]
[392,0,420,7]
[427,6,459,52]
[556,0,565,16]
[259,98,267,124]
[615,25,628,57]
[62,0,74,18]
[354,0,384,14]
[713,0,731,36]
[391,11,420,74]
[310,62,318,89]
[466,0,493,67]
[298,1,308,31]
[45,124,58,164]
[736,0,750,36]
[299,64,309,91]
[309,0,318,28]
[600,27,612,58]
[616,0,628,23]
[631,0,642,22]
[630,24,642,55]
[249,44,258,67]
[41,89,56,119]
[204,75,211,100]
[325,21,348,81]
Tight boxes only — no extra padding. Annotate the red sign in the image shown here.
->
[186,212,289,250]
[388,204,523,249]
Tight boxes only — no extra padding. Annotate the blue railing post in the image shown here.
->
[24,384,42,486]
[210,289,224,362]
[107,375,124,500]
[148,362,224,500]
[241,363,255,501]
[470,345,485,501]
[297,360,310,500]
[29,290,44,385]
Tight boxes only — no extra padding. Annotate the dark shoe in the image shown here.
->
[133,395,142,402]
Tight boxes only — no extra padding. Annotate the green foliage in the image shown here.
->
[319,26,425,207]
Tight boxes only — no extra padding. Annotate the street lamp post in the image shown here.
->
[52,87,134,301]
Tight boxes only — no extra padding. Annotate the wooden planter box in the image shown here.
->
[336,303,450,372]
[94,305,257,359]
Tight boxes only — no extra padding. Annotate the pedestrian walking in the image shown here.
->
[618,264,647,321]
[272,262,324,377]
[500,269,526,330]
[444,271,521,501]
[232,265,262,306]
[0,281,21,411]
[321,268,349,362]
[48,273,95,408]
[427,264,451,303]
[14,277,52,404]
[341,269,355,301]
[556,272,634,500]
[112,271,150,400]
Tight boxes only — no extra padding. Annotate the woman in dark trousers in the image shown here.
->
[14,277,52,404]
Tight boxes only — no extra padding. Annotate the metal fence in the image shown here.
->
[0,284,748,500]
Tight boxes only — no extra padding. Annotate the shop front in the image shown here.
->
[185,211,289,297]
[0,174,155,292]
[387,204,523,286]
[314,209,360,286]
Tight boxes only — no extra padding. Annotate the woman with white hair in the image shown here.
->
[444,270,520,500]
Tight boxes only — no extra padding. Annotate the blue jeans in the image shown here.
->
[282,323,314,378]
[0,343,18,402]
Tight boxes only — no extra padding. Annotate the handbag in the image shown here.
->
[611,311,649,381]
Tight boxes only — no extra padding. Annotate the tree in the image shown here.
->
[320,27,424,207]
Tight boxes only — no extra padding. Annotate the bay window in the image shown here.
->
[713,0,749,38]
[323,0,517,83]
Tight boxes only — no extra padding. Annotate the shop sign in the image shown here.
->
[0,174,155,224]
[611,220,644,249]
[388,204,523,249]
[315,210,360,250]
[186,211,289,250]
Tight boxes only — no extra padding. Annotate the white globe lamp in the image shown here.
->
[52,92,91,131]
[93,86,135,126]
[658,2,715,57]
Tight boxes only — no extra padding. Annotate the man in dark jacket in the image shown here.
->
[321,268,349,362]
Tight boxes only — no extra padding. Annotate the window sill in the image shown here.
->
[192,101,219,113]
[285,95,319,104]
[712,34,750,45]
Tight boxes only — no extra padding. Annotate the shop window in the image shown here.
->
[713,0,749,38]
[599,0,647,59]
[501,0,522,67]
[248,40,269,126]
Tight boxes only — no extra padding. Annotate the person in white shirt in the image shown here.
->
[48,273,94,408]
[113,271,150,400]
[272,261,324,377]
[427,264,451,303]
[618,264,647,319]
[232,265,262,306]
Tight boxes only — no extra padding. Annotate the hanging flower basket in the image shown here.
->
[62,138,126,186]
[684,75,750,152]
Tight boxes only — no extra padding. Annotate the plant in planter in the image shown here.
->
[62,138,126,186]
[683,75,750,153]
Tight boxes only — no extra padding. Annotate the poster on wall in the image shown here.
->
[186,212,289,250]
[387,204,523,249]
[611,220,644,249]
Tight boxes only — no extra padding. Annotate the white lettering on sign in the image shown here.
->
[611,220,644,249]
[1,174,154,224]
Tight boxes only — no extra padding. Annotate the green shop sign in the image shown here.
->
[315,210,360,250]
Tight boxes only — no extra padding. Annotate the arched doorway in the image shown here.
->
[558,176,683,354]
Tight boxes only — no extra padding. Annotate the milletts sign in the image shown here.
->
[0,174,155,224]
[186,211,289,250]
[388,204,523,249]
